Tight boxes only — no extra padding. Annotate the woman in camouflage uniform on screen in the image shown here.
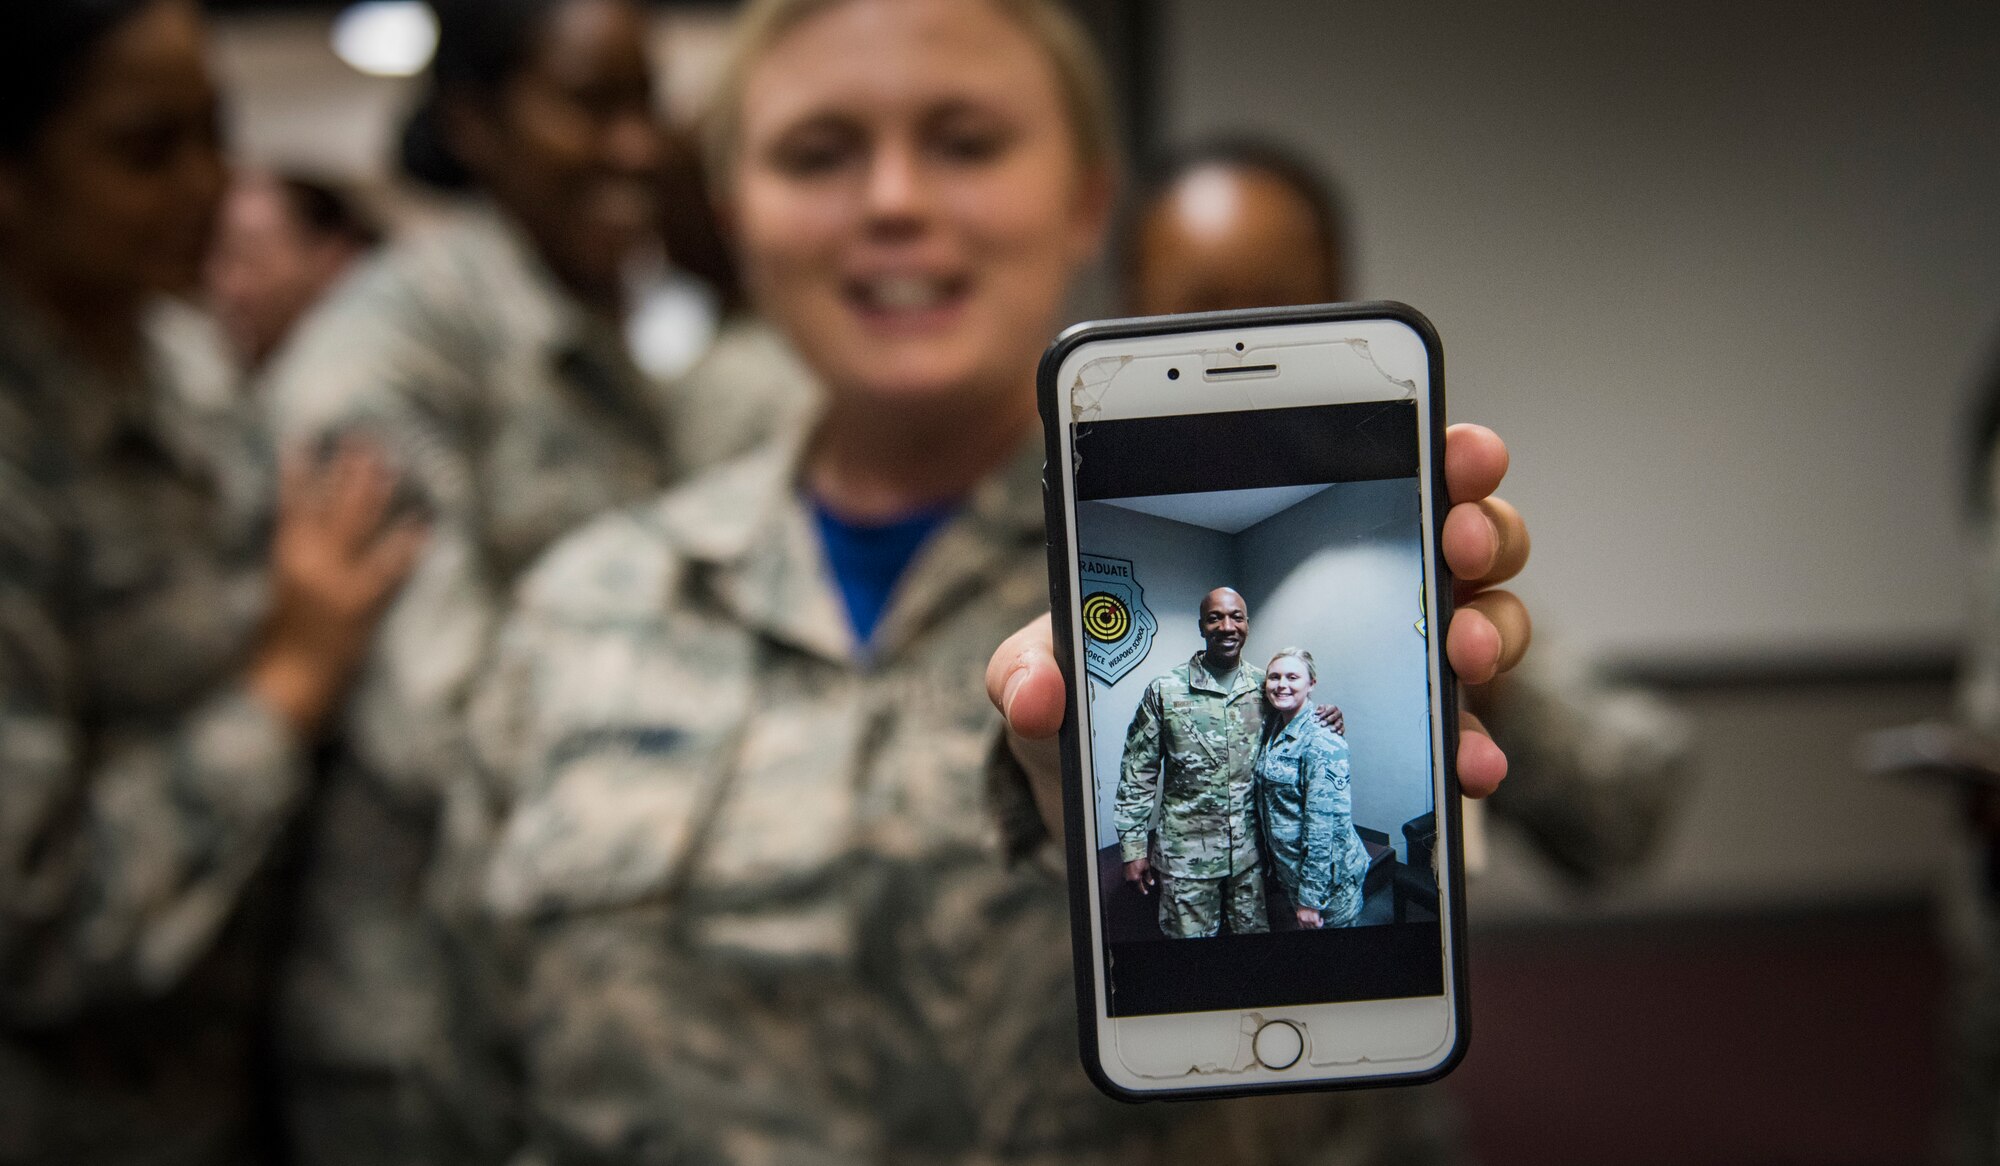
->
[1256,649,1370,930]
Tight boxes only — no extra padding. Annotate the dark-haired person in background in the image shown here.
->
[0,1,422,1162]
[206,169,383,373]
[258,1,807,1160]
[1126,139,1352,314]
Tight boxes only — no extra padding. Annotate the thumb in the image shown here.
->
[986,613,1066,739]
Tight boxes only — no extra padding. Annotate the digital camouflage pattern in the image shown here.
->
[446,434,1465,1165]
[1157,865,1267,939]
[1256,703,1367,925]
[260,206,812,1166]
[1114,655,1269,937]
[0,295,299,1166]
[1480,647,1695,886]
[1113,654,1267,879]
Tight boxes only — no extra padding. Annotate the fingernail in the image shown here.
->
[1001,665,1028,721]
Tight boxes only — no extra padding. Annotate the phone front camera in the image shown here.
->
[1235,342,1245,351]
[1167,368,1180,380]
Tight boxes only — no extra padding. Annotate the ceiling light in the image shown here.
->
[331,1,438,79]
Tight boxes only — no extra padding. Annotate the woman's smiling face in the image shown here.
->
[730,0,1110,410]
[0,0,226,302]
[1264,656,1314,715]
[454,0,664,306]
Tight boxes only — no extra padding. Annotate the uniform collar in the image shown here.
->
[1269,700,1316,746]
[0,284,208,465]
[648,429,1045,667]
[444,206,627,373]
[1187,651,1260,699]
[457,204,669,464]
[455,204,593,344]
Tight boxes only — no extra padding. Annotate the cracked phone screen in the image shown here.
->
[1068,336,1412,424]
[1059,326,1447,1023]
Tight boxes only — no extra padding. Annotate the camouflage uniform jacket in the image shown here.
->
[1114,656,1266,879]
[1256,703,1367,922]
[1481,647,1695,885]
[450,434,1457,1165]
[259,207,806,1136]
[0,294,299,1165]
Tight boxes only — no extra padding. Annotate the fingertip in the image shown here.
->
[1446,608,1501,685]
[1441,503,1500,580]
[1458,589,1531,678]
[1006,660,1067,739]
[1444,424,1509,504]
[999,662,1029,720]
[1446,423,1506,467]
[365,520,431,583]
[1456,729,1508,798]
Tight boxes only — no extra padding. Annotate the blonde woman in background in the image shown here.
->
[450,0,1532,1160]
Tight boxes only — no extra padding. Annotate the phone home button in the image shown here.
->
[1253,1020,1304,1071]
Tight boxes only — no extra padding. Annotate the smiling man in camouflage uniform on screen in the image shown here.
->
[1115,587,1275,938]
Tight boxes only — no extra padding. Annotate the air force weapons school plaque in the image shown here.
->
[1079,553,1157,686]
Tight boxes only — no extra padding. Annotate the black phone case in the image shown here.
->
[1035,301,1469,1103]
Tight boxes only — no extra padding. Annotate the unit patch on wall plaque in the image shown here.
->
[1079,553,1157,686]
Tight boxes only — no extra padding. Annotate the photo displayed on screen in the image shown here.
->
[1081,476,1439,942]
[1068,399,1446,1014]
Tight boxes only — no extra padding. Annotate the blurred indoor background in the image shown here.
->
[204,1,1999,1161]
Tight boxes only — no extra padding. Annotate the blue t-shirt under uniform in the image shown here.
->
[812,499,958,646]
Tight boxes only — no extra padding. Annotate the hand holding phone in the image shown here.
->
[1017,303,1528,1099]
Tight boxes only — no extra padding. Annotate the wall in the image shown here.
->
[1238,479,1436,859]
[1075,502,1231,845]
[1162,0,2000,664]
[1469,675,1958,922]
[210,10,737,181]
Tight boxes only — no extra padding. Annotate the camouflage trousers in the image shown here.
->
[1158,866,1268,938]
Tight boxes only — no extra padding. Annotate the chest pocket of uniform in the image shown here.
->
[484,622,753,921]
[1168,696,1225,761]
[486,724,715,917]
[1258,739,1295,785]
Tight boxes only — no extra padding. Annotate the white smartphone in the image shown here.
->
[1037,302,1466,1099]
